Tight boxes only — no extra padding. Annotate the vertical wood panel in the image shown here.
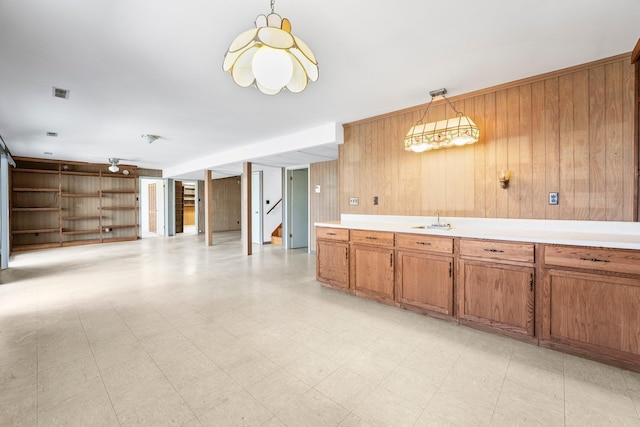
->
[559,74,575,219]
[339,55,636,222]
[573,70,591,220]
[589,66,607,220]
[519,85,533,218]
[309,160,339,251]
[506,87,521,218]
[495,90,509,218]
[605,62,624,220]
[544,78,560,220]
[531,81,546,219]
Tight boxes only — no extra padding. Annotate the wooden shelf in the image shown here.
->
[62,229,101,235]
[101,190,136,194]
[102,224,136,230]
[62,216,101,220]
[100,207,137,211]
[62,193,100,198]
[13,187,59,192]
[61,171,100,177]
[12,207,60,212]
[12,242,62,252]
[13,168,59,175]
[12,228,60,235]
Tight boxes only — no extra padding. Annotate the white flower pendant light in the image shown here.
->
[223,0,319,95]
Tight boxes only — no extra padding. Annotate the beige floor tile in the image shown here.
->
[284,351,340,387]
[312,336,362,365]
[275,389,349,427]
[490,380,564,427]
[413,410,462,427]
[198,391,273,426]
[36,340,93,370]
[100,353,165,392]
[315,366,377,411]
[341,350,399,383]
[115,388,196,426]
[353,385,424,427]
[38,389,119,427]
[161,352,222,390]
[564,354,628,392]
[248,369,311,414]
[565,377,637,418]
[0,372,36,405]
[0,395,37,427]
[224,352,280,388]
[505,358,564,400]
[379,365,444,408]
[177,368,243,416]
[565,401,640,427]
[262,416,287,426]
[337,413,374,426]
[254,336,310,368]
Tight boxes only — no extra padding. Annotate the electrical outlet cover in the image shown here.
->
[549,192,559,205]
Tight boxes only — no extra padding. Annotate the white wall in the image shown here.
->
[262,168,282,242]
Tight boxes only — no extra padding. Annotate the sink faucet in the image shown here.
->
[435,210,440,225]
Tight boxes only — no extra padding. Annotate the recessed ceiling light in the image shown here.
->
[52,87,70,99]
[44,152,53,155]
[46,132,58,137]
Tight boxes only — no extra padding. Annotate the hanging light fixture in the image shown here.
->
[222,0,319,95]
[108,158,119,173]
[404,89,480,153]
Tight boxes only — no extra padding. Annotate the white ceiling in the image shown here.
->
[1,0,638,179]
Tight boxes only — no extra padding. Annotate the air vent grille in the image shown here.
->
[46,132,58,137]
[52,87,69,99]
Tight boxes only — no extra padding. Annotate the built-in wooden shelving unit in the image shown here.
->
[10,157,139,251]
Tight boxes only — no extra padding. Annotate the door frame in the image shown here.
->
[285,167,309,250]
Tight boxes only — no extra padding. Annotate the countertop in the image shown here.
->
[315,215,640,250]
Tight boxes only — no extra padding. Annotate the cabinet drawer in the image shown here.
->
[316,227,349,241]
[460,239,534,263]
[350,229,394,246]
[544,245,640,276]
[396,233,453,254]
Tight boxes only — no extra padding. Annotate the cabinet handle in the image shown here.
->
[579,257,610,263]
[326,232,336,236]
[529,274,534,292]
[484,248,505,253]
[416,242,431,246]
[390,253,393,267]
[449,262,452,278]
[366,236,378,240]
[345,248,348,259]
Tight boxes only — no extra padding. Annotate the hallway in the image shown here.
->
[1,233,639,426]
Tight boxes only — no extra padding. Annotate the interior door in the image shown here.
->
[290,169,308,249]
[251,171,263,244]
[148,183,157,233]
[175,181,183,234]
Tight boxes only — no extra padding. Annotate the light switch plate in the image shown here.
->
[549,192,559,205]
[349,197,359,206]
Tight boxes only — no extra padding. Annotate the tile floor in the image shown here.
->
[1,232,640,426]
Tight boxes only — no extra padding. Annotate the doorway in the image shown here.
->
[140,178,166,238]
[251,171,263,244]
[288,168,308,249]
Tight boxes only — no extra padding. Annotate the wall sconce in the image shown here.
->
[404,88,480,153]
[498,170,511,189]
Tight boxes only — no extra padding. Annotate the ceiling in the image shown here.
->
[1,1,638,179]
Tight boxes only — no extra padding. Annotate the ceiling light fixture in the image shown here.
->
[108,158,119,173]
[222,0,319,95]
[404,88,480,153]
[141,134,160,144]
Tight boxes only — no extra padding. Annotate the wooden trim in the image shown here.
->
[345,53,632,127]
[242,162,252,255]
[204,170,214,246]
[632,38,640,64]
[13,156,138,170]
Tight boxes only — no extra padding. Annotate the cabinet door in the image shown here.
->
[546,269,640,358]
[351,245,394,301]
[316,240,349,290]
[397,251,453,315]
[459,260,535,336]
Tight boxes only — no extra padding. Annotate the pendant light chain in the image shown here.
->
[270,0,275,13]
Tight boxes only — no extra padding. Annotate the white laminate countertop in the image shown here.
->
[315,215,640,250]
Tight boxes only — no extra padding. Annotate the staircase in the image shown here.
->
[271,224,283,246]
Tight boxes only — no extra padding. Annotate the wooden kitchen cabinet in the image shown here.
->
[350,230,395,302]
[458,239,536,337]
[542,245,640,369]
[396,234,454,316]
[316,227,350,290]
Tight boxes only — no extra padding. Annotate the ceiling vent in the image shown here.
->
[52,87,70,99]
[46,132,58,137]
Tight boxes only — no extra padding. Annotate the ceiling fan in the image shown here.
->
[108,158,120,173]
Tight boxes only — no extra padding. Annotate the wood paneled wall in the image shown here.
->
[212,176,241,232]
[340,54,637,221]
[310,160,339,251]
